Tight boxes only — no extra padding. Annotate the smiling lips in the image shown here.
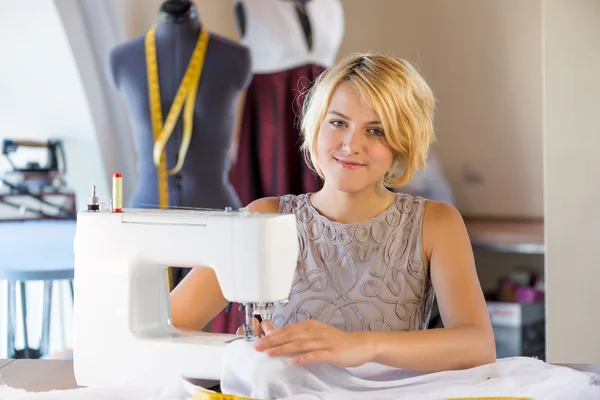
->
[334,157,366,170]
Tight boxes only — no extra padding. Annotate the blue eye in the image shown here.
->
[369,129,384,136]
[330,120,345,127]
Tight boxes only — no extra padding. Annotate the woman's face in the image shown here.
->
[315,81,394,194]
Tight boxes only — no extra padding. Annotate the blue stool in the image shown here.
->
[0,220,76,359]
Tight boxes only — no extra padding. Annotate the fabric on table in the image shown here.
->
[219,339,600,400]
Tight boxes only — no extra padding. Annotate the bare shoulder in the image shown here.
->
[422,200,470,259]
[423,200,465,227]
[246,197,281,213]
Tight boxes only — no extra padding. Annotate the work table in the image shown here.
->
[0,359,80,392]
[1,359,598,394]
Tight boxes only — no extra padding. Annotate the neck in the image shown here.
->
[155,7,201,41]
[310,183,396,224]
[159,0,196,21]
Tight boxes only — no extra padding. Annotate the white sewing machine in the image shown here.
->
[72,193,299,388]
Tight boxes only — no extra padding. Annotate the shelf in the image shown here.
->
[463,217,545,254]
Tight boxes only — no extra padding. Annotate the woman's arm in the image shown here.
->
[363,200,496,371]
[170,197,281,331]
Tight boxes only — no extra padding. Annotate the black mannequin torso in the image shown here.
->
[108,3,251,210]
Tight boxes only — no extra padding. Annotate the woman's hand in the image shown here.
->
[252,319,374,367]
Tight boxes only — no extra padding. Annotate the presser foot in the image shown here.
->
[242,301,262,341]
[226,301,286,343]
[238,301,277,341]
[224,329,262,344]
[243,325,263,341]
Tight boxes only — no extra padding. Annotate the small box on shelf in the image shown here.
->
[485,292,546,360]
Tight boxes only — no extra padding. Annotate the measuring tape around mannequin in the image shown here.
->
[145,24,209,291]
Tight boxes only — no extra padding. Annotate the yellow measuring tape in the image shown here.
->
[193,390,259,400]
[192,392,528,400]
[145,24,209,290]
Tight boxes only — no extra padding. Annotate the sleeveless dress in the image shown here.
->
[212,0,344,334]
[229,0,345,207]
[272,193,436,332]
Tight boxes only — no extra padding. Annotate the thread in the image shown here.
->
[112,173,123,213]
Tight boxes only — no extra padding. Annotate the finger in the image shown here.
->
[289,350,332,365]
[236,317,263,337]
[251,317,264,335]
[264,340,325,358]
[254,327,315,351]
[259,319,312,340]
[261,320,275,335]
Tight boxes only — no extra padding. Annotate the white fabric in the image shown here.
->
[220,340,600,400]
[237,0,344,74]
[1,341,599,399]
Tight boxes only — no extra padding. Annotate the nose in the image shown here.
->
[341,128,364,154]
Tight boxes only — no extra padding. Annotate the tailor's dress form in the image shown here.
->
[210,0,344,335]
[229,0,345,207]
[109,18,251,211]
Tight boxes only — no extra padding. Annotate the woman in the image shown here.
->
[170,53,496,373]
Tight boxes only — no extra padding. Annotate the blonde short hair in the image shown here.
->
[300,53,436,188]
